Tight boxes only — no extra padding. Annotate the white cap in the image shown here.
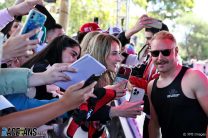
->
[108,26,122,35]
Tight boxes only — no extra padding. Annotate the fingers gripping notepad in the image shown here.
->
[55,54,106,90]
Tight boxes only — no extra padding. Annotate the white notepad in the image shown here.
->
[0,95,15,110]
[55,54,106,90]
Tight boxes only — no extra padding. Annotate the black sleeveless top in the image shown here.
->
[151,66,207,138]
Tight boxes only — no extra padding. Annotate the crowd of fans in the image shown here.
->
[0,0,207,138]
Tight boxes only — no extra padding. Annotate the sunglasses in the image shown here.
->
[150,48,173,57]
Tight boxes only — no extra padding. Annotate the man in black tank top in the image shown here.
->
[147,31,208,138]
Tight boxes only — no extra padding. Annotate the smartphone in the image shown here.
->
[82,74,100,88]
[113,66,132,88]
[129,87,145,102]
[147,19,162,29]
[20,9,47,40]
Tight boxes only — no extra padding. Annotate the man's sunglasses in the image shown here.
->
[150,48,173,57]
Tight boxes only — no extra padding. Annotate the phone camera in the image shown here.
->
[133,88,139,95]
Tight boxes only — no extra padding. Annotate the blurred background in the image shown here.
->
[1,0,208,73]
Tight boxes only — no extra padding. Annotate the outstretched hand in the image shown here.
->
[29,63,77,87]
[2,26,40,61]
[125,14,154,39]
[132,15,155,32]
[110,100,144,118]
[42,63,77,84]
[105,80,128,99]
[7,0,43,17]
[61,81,97,110]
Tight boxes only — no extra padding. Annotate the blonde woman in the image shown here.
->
[80,31,100,57]
[79,33,143,137]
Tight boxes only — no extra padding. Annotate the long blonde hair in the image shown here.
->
[87,33,121,87]
[80,31,100,56]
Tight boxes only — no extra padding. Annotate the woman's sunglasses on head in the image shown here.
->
[150,48,174,57]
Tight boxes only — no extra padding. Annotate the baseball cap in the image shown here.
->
[107,26,122,36]
[79,22,101,33]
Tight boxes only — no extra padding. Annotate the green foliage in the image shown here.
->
[132,0,148,9]
[150,0,194,19]
[133,0,194,20]
[2,0,206,61]
[177,13,208,60]
[0,0,15,10]
[68,0,117,35]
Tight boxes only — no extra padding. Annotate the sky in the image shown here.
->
[0,0,5,3]
[193,0,208,21]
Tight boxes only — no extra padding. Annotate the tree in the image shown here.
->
[0,0,119,36]
[59,0,70,32]
[68,0,117,35]
[0,0,15,9]
[132,0,148,9]
[132,0,195,20]
[176,13,208,60]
